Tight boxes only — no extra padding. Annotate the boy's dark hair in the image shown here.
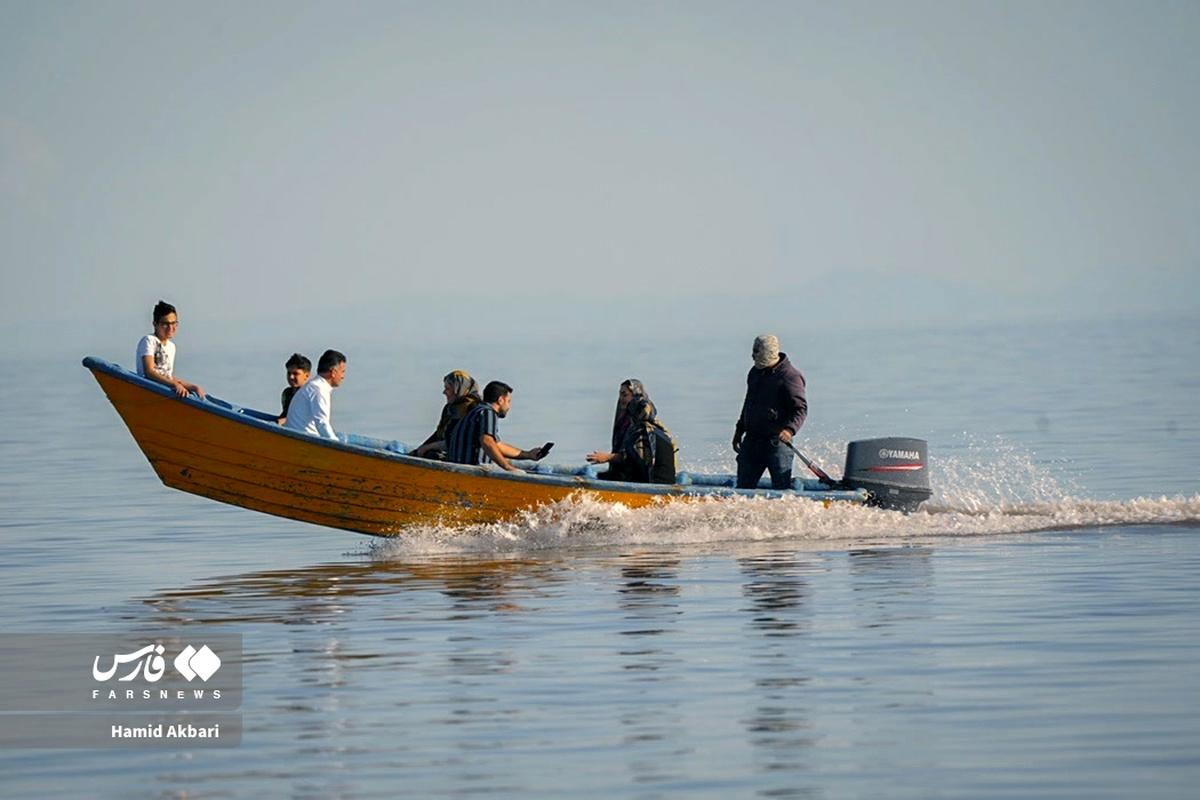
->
[483,380,513,404]
[152,301,177,324]
[317,349,346,374]
[285,353,312,372]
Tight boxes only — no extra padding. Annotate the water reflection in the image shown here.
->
[847,547,935,631]
[738,551,817,791]
[610,551,691,789]
[843,547,938,733]
[141,557,567,627]
[615,551,683,644]
[741,551,811,637]
[136,556,572,796]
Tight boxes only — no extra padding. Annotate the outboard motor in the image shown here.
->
[842,437,931,512]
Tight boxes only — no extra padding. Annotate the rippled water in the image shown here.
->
[1,314,1198,797]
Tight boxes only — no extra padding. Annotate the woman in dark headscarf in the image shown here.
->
[609,379,645,453]
[413,370,482,459]
[587,379,675,482]
[619,397,678,484]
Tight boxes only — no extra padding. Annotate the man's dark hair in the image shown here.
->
[317,349,346,374]
[152,301,177,324]
[285,353,312,372]
[483,381,513,404]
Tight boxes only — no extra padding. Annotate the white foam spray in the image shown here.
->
[370,492,1200,559]
[370,434,1198,559]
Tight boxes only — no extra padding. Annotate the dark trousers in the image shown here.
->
[736,436,793,490]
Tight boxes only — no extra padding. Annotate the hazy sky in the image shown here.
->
[2,0,1198,351]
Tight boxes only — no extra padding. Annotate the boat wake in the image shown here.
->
[367,438,1198,557]
[369,492,1200,558]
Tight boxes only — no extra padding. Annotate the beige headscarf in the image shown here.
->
[752,334,781,368]
[443,370,481,401]
[625,397,677,460]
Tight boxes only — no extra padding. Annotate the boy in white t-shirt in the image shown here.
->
[136,300,206,399]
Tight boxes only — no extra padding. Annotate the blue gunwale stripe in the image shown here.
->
[81,356,866,503]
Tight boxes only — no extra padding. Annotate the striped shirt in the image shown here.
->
[447,403,499,465]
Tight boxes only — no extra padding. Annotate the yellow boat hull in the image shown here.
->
[85,358,863,537]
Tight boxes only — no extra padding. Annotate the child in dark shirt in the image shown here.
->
[277,353,312,425]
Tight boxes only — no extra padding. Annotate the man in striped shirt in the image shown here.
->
[447,381,552,471]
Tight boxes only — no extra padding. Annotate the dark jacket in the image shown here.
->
[421,394,482,448]
[620,424,678,484]
[734,353,807,440]
[603,398,678,484]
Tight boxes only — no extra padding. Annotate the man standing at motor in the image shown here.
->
[732,334,808,490]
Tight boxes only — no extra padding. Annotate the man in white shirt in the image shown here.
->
[135,300,206,399]
[283,349,347,440]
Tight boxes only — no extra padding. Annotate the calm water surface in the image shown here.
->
[1,315,1198,798]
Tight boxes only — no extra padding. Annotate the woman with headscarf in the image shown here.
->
[586,379,643,480]
[413,370,482,459]
[587,381,677,483]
